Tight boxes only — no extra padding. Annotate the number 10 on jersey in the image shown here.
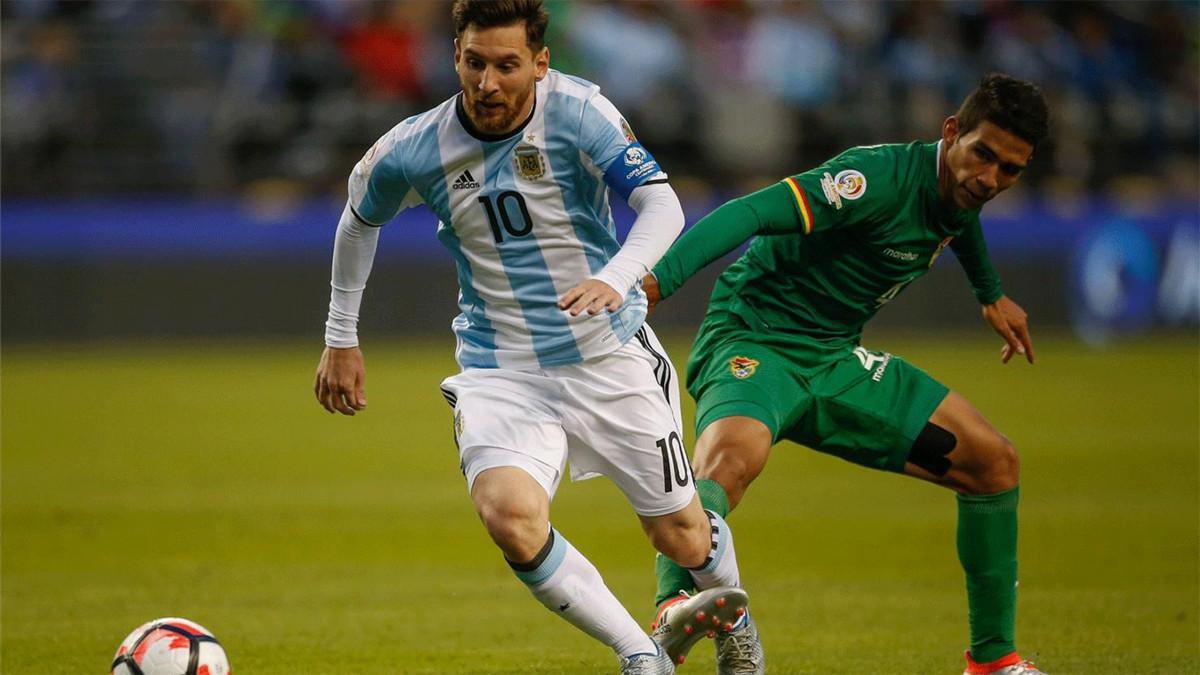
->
[479,191,533,243]
[656,432,692,493]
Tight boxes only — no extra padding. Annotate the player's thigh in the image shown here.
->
[785,346,948,473]
[440,368,568,500]
[556,325,695,517]
[915,390,1018,490]
[687,331,810,445]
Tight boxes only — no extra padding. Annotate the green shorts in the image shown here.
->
[686,314,949,473]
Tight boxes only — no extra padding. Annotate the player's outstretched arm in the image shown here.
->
[314,346,368,415]
[982,295,1035,364]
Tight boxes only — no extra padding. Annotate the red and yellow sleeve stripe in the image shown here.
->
[783,176,814,234]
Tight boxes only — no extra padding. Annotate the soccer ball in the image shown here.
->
[111,617,231,675]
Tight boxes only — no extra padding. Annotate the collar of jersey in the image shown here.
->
[455,93,537,143]
[927,139,982,232]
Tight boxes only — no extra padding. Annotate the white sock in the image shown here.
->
[687,509,741,590]
[510,527,656,658]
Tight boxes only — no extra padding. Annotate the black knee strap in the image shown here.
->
[907,422,956,476]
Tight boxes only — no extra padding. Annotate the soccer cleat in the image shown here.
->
[714,613,765,674]
[964,650,1046,674]
[618,640,675,674]
[650,587,750,665]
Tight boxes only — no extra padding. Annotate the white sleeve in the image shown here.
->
[590,182,684,295]
[324,204,381,348]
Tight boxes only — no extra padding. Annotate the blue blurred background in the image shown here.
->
[2,0,1197,344]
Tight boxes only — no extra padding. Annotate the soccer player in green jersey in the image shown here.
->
[645,74,1050,675]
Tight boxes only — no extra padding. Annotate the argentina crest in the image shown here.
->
[513,144,545,181]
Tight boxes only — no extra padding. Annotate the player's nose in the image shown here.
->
[478,67,501,93]
[977,168,998,193]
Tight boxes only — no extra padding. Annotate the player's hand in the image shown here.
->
[558,279,622,316]
[982,296,1035,364]
[642,273,662,317]
[314,346,368,415]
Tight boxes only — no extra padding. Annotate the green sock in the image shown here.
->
[957,485,1020,663]
[653,479,731,606]
[696,477,730,517]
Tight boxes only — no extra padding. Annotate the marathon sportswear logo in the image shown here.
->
[883,248,919,261]
[730,356,759,379]
[853,347,893,382]
[451,170,480,190]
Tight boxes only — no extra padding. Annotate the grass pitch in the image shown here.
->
[2,334,1197,674]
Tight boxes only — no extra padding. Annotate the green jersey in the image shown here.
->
[653,141,1003,349]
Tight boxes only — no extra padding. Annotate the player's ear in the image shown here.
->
[534,46,549,80]
[942,116,959,146]
[453,38,462,70]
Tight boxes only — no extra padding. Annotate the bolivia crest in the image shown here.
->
[929,236,954,268]
[729,356,760,379]
[514,145,545,180]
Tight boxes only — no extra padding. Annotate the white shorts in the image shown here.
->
[439,324,695,517]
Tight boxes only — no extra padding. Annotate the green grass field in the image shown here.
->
[3,334,1197,674]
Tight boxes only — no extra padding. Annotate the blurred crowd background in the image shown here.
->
[3,0,1197,200]
[1,0,1197,344]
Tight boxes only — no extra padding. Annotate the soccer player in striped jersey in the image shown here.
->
[313,2,745,672]
[646,74,1050,674]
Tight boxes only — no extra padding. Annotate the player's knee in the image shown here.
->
[962,434,1020,495]
[475,495,547,559]
[646,511,711,568]
[989,435,1021,488]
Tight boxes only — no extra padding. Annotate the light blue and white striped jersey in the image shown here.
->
[348,70,668,370]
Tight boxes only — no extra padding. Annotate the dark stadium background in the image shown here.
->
[2,0,1196,342]
[2,2,1197,674]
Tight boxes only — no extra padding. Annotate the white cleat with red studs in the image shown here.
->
[650,587,751,666]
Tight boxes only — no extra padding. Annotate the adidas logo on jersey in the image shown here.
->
[451,170,481,190]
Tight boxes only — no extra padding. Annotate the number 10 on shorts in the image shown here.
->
[656,431,693,493]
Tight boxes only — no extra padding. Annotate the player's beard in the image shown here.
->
[467,86,532,134]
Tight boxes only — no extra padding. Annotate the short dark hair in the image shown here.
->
[956,73,1050,148]
[452,0,549,52]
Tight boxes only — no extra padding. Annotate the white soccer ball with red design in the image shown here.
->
[111,617,231,675]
